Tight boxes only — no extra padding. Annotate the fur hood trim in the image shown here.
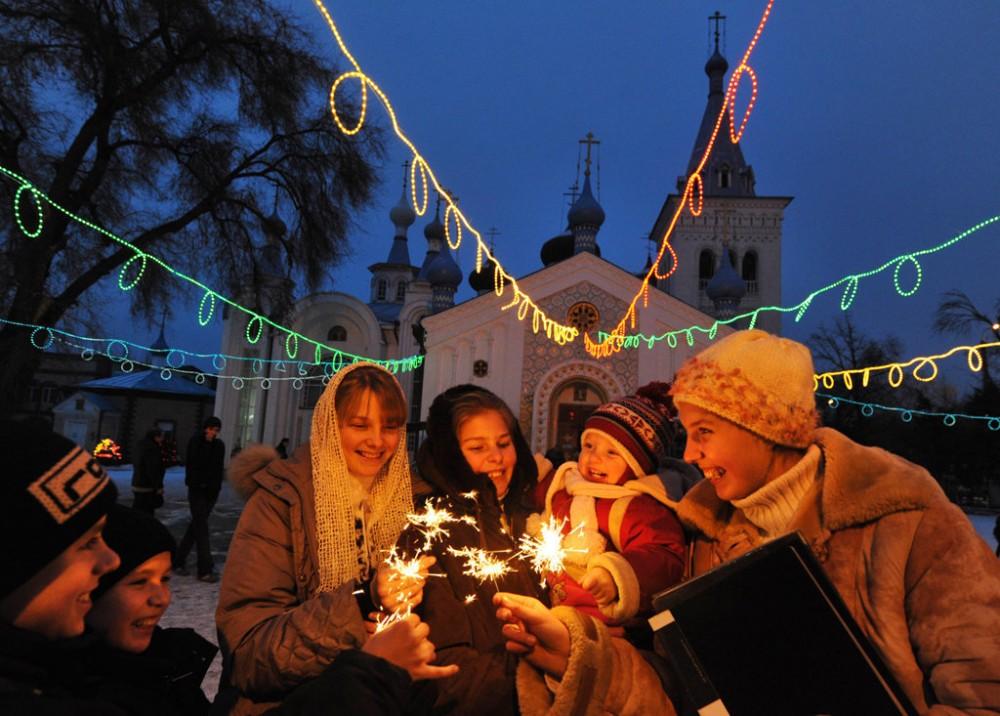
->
[228,444,280,501]
[677,427,946,538]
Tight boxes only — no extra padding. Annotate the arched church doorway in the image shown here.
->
[548,380,606,461]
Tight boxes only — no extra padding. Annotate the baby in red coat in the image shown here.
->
[533,383,686,624]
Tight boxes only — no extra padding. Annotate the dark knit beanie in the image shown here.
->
[582,382,678,477]
[0,420,118,600]
[92,504,177,601]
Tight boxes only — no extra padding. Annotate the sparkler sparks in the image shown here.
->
[516,516,588,583]
[446,546,513,585]
[406,499,463,551]
[464,594,477,605]
[373,605,411,634]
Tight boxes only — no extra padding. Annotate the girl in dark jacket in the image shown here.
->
[82,504,217,716]
[400,385,549,716]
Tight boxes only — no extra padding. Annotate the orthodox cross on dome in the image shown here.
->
[440,187,459,206]
[579,132,600,177]
[563,181,580,208]
[485,226,500,252]
[709,10,726,54]
[401,159,409,190]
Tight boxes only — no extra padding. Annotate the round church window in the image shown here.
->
[567,302,600,334]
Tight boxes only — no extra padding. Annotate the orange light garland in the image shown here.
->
[586,0,775,358]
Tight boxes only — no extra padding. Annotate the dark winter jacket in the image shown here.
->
[75,627,216,716]
[131,435,166,493]
[185,434,224,490]
[0,622,127,715]
[403,385,549,716]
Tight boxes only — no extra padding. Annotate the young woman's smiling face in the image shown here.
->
[677,403,775,502]
[340,388,403,479]
[87,552,172,653]
[458,410,517,498]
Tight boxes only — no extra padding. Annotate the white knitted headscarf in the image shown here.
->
[310,362,414,592]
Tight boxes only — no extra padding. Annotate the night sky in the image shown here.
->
[124,1,1000,391]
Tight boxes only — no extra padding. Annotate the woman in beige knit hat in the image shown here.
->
[216,363,457,715]
[495,330,1000,715]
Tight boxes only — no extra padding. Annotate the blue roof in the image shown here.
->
[79,369,215,397]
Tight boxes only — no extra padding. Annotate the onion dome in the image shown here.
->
[706,246,745,301]
[567,173,605,229]
[469,253,499,293]
[705,48,728,78]
[424,209,445,242]
[389,190,416,230]
[426,247,462,288]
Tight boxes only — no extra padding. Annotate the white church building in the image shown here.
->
[213,37,792,456]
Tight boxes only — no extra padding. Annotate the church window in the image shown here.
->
[376,279,387,301]
[566,302,600,334]
[718,165,731,189]
[395,281,406,302]
[742,251,758,295]
[698,249,715,290]
[327,325,347,342]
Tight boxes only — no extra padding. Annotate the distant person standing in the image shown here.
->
[132,428,166,515]
[175,417,224,582]
[275,437,289,459]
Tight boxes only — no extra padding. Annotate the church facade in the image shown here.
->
[212,39,791,456]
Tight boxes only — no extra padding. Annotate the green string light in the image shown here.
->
[0,164,424,373]
[598,214,1000,350]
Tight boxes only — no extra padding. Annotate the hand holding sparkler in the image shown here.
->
[493,592,570,679]
[374,552,437,612]
[362,613,460,681]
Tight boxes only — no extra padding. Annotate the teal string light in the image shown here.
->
[598,214,1000,350]
[818,393,1000,431]
[3,317,425,378]
[1,164,424,372]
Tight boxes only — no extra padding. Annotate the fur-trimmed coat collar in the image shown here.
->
[228,443,305,502]
[676,427,944,542]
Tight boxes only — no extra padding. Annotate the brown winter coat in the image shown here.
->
[216,444,369,716]
[518,427,1000,715]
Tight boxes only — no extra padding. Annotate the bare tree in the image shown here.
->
[0,0,383,406]
[932,290,1000,394]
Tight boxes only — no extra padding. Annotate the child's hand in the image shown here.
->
[580,566,617,605]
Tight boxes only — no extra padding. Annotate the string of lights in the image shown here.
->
[817,393,1000,431]
[594,214,1000,351]
[1,164,423,372]
[587,0,776,358]
[311,0,579,346]
[815,340,1000,390]
[3,317,420,389]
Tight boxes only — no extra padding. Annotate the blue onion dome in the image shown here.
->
[706,246,746,301]
[424,210,445,241]
[389,190,416,229]
[705,48,728,77]
[567,174,605,228]
[426,247,462,288]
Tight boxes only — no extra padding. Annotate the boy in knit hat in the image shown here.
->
[0,419,121,711]
[533,383,686,624]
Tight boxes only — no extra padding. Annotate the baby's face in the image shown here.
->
[578,432,629,485]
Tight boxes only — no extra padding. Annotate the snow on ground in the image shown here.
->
[105,464,999,702]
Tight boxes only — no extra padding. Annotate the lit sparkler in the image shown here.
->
[406,499,468,551]
[464,594,477,605]
[446,546,513,585]
[516,516,588,584]
[373,605,411,634]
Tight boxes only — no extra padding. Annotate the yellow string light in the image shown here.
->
[311,0,579,346]
[814,341,1000,391]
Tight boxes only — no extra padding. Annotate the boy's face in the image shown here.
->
[578,431,630,485]
[1,518,120,640]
